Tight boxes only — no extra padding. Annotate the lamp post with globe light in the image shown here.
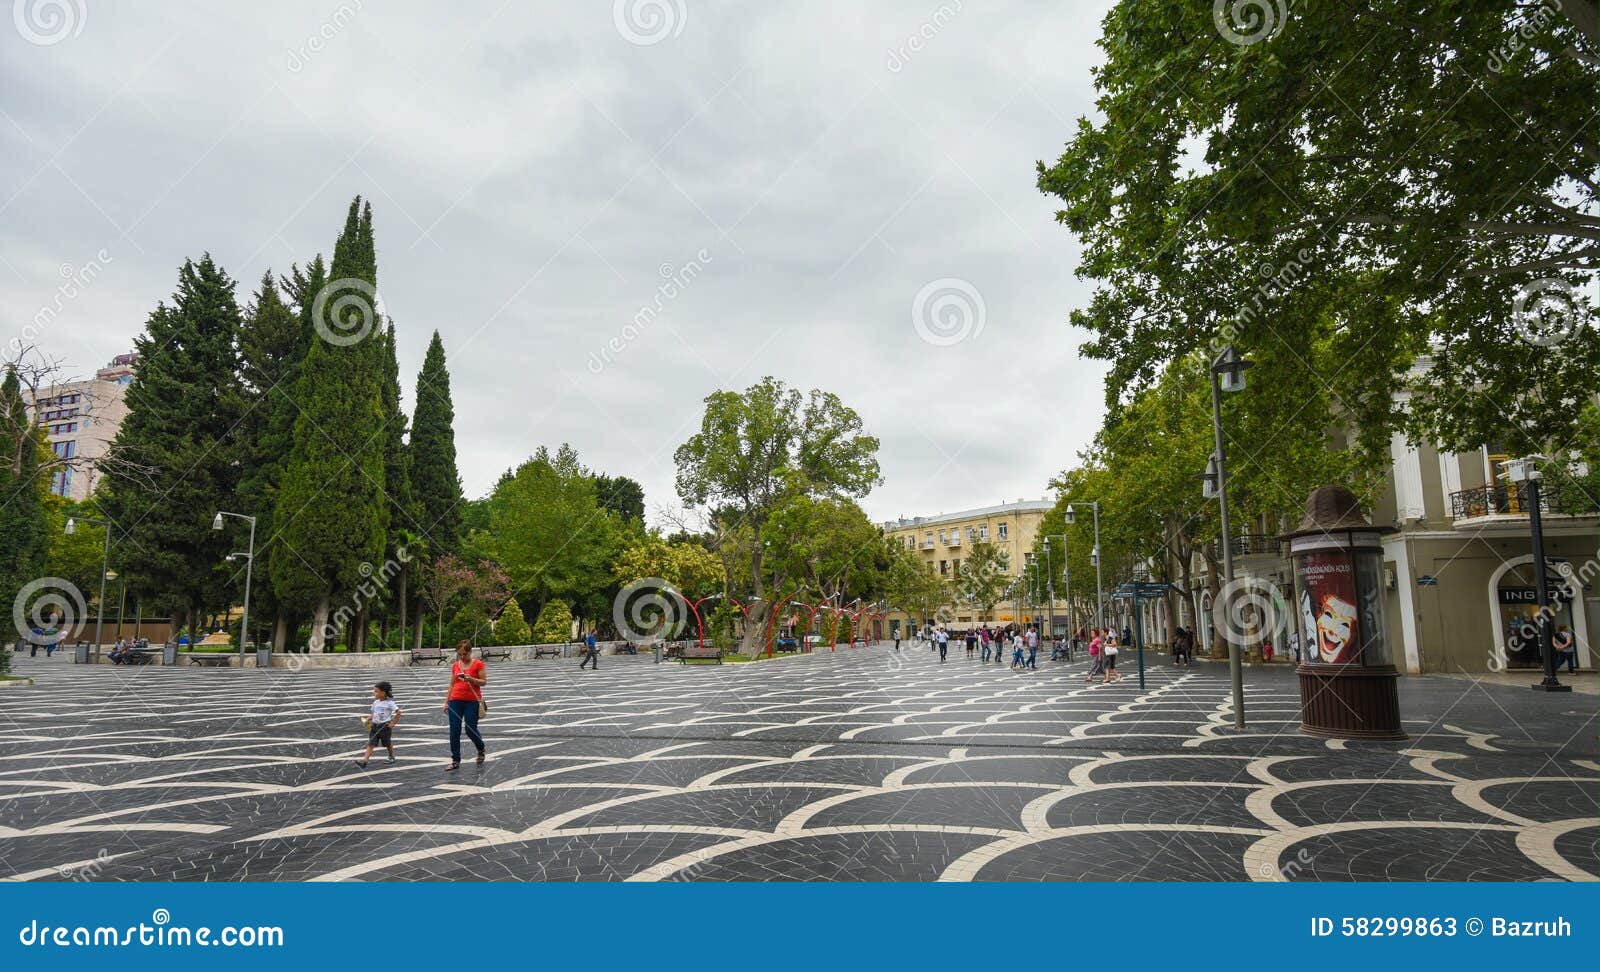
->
[64,514,112,661]
[212,511,256,665]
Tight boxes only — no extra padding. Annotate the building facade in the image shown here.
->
[22,353,136,502]
[881,499,1071,633]
[1139,439,1597,676]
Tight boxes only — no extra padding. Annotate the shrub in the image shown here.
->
[495,597,531,646]
[531,599,573,644]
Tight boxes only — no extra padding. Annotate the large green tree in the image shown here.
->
[483,444,628,627]
[674,377,881,650]
[0,368,49,626]
[234,270,307,647]
[101,254,244,634]
[411,330,463,554]
[1038,0,1598,457]
[271,199,388,650]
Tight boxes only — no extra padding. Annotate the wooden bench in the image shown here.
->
[533,645,563,659]
[679,642,723,664]
[479,647,511,662]
[612,642,639,656]
[188,654,231,667]
[410,646,449,666]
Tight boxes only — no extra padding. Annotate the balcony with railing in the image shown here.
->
[1449,483,1565,521]
[947,534,961,547]
[1208,534,1283,559]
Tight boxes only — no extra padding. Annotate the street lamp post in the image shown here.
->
[1065,503,1104,630]
[213,511,257,665]
[1507,458,1571,693]
[64,515,112,661]
[1203,345,1253,729]
[672,591,723,651]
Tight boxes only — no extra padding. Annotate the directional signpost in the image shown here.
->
[1112,581,1173,689]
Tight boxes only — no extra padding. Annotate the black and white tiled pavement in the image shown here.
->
[1,646,1595,882]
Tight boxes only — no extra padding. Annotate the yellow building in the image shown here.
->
[881,499,1069,632]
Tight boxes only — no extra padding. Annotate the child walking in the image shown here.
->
[356,681,402,767]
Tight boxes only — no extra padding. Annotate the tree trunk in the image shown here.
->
[353,607,367,652]
[273,615,288,652]
[397,569,409,640]
[310,596,330,653]
[413,613,425,652]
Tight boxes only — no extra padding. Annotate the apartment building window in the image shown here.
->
[979,526,989,541]
[998,523,1008,540]
[51,440,76,459]
[938,530,946,544]
[50,468,72,497]
[967,527,976,541]
[952,558,961,574]
[939,560,949,575]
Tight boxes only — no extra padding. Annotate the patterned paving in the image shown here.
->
[1,645,1595,882]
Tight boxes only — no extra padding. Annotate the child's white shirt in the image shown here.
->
[371,699,399,725]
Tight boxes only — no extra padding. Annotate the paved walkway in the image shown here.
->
[0,646,1594,882]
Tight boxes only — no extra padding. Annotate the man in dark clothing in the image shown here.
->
[579,632,599,670]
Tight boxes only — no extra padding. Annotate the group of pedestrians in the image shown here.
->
[917,623,1043,670]
[352,639,488,772]
[1083,627,1123,682]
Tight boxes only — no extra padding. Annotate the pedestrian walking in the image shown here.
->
[1103,633,1121,682]
[443,640,487,771]
[1261,636,1275,663]
[965,630,977,658]
[980,627,991,662]
[1087,628,1104,681]
[937,627,949,663]
[1288,630,1301,665]
[355,681,402,768]
[1026,628,1039,670]
[579,631,599,670]
[1554,625,1577,672]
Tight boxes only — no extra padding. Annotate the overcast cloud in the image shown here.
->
[2,0,1114,526]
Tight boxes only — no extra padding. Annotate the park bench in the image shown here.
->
[410,646,449,666]
[613,642,638,655]
[188,654,231,667]
[679,642,722,665]
[533,645,563,659]
[479,647,511,662]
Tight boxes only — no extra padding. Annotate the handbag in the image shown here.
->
[456,660,488,718]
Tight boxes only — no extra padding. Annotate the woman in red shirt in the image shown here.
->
[442,639,487,770]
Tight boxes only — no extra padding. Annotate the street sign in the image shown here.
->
[1114,581,1173,599]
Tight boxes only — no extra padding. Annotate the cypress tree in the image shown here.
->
[101,254,244,635]
[271,198,388,650]
[234,271,305,646]
[0,368,49,624]
[378,320,417,647]
[408,330,463,649]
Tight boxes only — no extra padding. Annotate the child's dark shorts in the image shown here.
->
[368,721,393,746]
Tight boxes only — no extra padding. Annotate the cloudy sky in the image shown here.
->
[2,0,1114,526]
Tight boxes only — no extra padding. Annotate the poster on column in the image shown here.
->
[1297,552,1359,664]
